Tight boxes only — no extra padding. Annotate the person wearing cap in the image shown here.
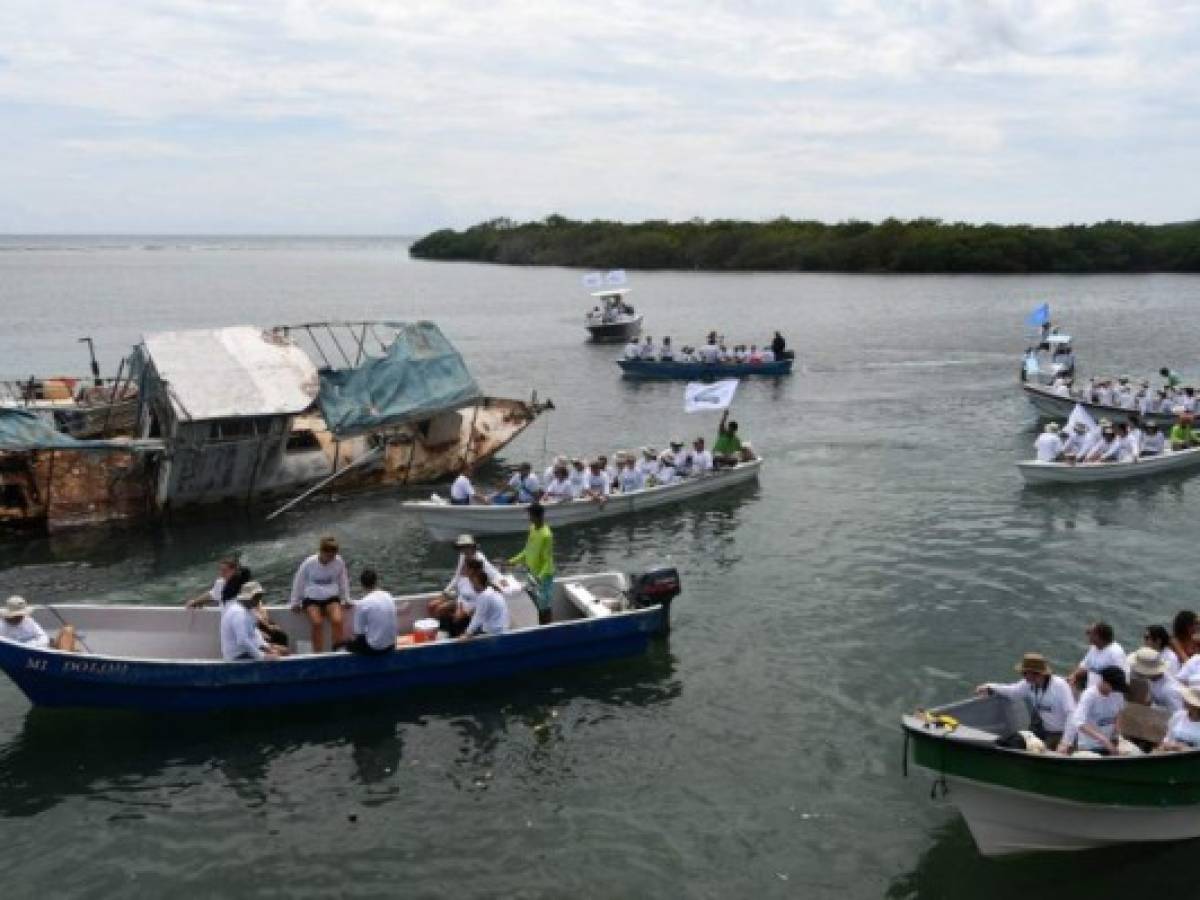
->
[459,561,509,639]
[975,652,1075,748]
[509,503,555,625]
[343,568,397,655]
[584,459,610,503]
[542,464,574,503]
[713,410,743,467]
[289,536,352,653]
[428,534,501,622]
[449,464,484,506]
[1059,665,1128,754]
[0,596,51,648]
[692,437,714,473]
[1128,646,1183,713]
[1158,686,1200,752]
[1069,621,1127,693]
[617,454,644,493]
[221,582,285,661]
[1034,424,1063,462]
[567,458,588,499]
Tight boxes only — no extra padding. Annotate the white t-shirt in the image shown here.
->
[1175,654,1200,686]
[543,476,573,502]
[1064,686,1124,750]
[585,471,609,496]
[1079,642,1127,689]
[0,617,50,648]
[220,602,266,661]
[640,342,658,360]
[1142,432,1166,454]
[1166,710,1200,748]
[1034,433,1062,462]
[289,554,352,608]
[655,465,676,485]
[987,675,1075,734]
[623,342,639,359]
[353,589,399,651]
[693,450,714,472]
[446,551,502,596]
[699,344,720,364]
[1149,676,1184,714]
[450,474,474,503]
[568,469,587,498]
[508,472,540,503]
[619,468,644,493]
[465,587,510,636]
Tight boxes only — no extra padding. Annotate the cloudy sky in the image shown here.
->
[1,0,1197,233]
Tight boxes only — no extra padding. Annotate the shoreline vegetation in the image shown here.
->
[410,215,1200,274]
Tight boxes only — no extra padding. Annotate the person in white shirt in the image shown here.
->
[542,455,567,483]
[1141,422,1165,455]
[1093,381,1113,407]
[659,337,675,361]
[584,460,610,502]
[760,348,775,363]
[637,448,659,480]
[1084,423,1119,462]
[1060,422,1089,461]
[0,596,51,648]
[1070,621,1127,692]
[460,565,509,639]
[617,456,644,493]
[567,459,588,498]
[185,556,243,609]
[655,452,677,485]
[639,336,658,360]
[449,466,484,506]
[1142,625,1181,677]
[1158,686,1200,751]
[623,339,639,360]
[1034,423,1064,462]
[342,569,397,655]
[976,652,1075,748]
[1128,646,1183,713]
[289,536,352,653]
[670,439,693,476]
[699,341,720,365]
[498,463,540,504]
[1059,666,1128,754]
[428,536,503,634]
[542,465,573,503]
[1052,376,1072,398]
[692,437,714,473]
[221,583,286,661]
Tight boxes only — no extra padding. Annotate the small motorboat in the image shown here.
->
[585,288,643,343]
[617,358,792,380]
[903,693,1200,856]
[1018,447,1200,484]
[0,569,681,712]
[406,460,761,539]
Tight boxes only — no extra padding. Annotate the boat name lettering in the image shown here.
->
[25,658,48,672]
[60,659,130,677]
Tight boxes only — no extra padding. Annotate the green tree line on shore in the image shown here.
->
[409,215,1200,273]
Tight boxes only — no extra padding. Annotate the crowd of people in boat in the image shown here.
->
[447,412,755,506]
[1032,408,1200,464]
[623,331,787,365]
[975,614,1200,755]
[1040,370,1196,416]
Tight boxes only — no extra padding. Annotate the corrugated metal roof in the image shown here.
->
[142,327,318,421]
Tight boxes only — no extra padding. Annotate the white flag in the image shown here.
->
[603,269,627,286]
[581,272,604,288]
[685,379,739,414]
[1066,403,1096,434]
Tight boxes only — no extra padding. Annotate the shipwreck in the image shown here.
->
[0,321,550,531]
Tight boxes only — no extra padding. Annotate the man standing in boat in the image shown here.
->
[509,503,555,625]
[713,410,744,466]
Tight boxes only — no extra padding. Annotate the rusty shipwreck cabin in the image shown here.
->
[0,321,547,531]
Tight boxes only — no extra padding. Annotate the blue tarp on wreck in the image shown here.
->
[0,408,161,452]
[316,322,482,438]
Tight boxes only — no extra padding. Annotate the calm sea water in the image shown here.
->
[2,236,1200,898]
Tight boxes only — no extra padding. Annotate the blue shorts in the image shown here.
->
[534,574,555,612]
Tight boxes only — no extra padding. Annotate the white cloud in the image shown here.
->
[0,0,1197,231]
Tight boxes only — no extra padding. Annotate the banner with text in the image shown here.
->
[684,379,739,413]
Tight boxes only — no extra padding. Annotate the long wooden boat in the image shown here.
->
[0,569,679,711]
[1018,447,1200,484]
[904,694,1200,856]
[617,358,792,380]
[405,460,761,540]
[1021,382,1176,427]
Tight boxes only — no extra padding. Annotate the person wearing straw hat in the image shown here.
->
[1128,646,1183,713]
[221,582,285,661]
[0,596,50,648]
[976,652,1075,748]
[428,534,501,630]
[1059,665,1129,755]
[1158,687,1200,752]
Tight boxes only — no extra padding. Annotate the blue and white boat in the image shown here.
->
[0,569,679,712]
[617,358,792,380]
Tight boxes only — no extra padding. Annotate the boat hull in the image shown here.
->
[1018,448,1200,484]
[586,316,644,343]
[617,359,792,379]
[0,597,669,712]
[408,460,761,539]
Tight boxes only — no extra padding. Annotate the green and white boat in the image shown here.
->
[903,694,1200,856]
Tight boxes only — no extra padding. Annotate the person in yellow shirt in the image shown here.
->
[509,503,556,625]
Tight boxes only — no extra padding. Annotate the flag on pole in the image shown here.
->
[581,272,604,288]
[1067,403,1096,434]
[603,269,627,286]
[685,379,739,413]
[1024,303,1050,327]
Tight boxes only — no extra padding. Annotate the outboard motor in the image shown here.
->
[629,567,681,632]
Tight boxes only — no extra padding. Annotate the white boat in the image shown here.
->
[406,460,762,539]
[1018,447,1200,484]
[1020,382,1177,428]
[585,288,644,343]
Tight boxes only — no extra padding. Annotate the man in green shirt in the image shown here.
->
[510,502,555,624]
[1170,411,1198,450]
[1161,367,1182,391]
[713,410,743,466]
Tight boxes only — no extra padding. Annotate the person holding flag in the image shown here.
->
[713,410,744,467]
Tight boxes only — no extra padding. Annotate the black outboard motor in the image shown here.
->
[629,567,681,632]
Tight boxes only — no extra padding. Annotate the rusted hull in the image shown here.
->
[0,397,543,533]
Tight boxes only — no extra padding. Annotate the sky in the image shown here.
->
[1,0,1197,234]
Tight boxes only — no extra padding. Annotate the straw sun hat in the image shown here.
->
[2,596,34,619]
[1014,652,1051,675]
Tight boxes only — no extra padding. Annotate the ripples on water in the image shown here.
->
[1,238,1199,897]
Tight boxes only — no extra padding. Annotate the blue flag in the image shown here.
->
[1025,303,1050,327]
